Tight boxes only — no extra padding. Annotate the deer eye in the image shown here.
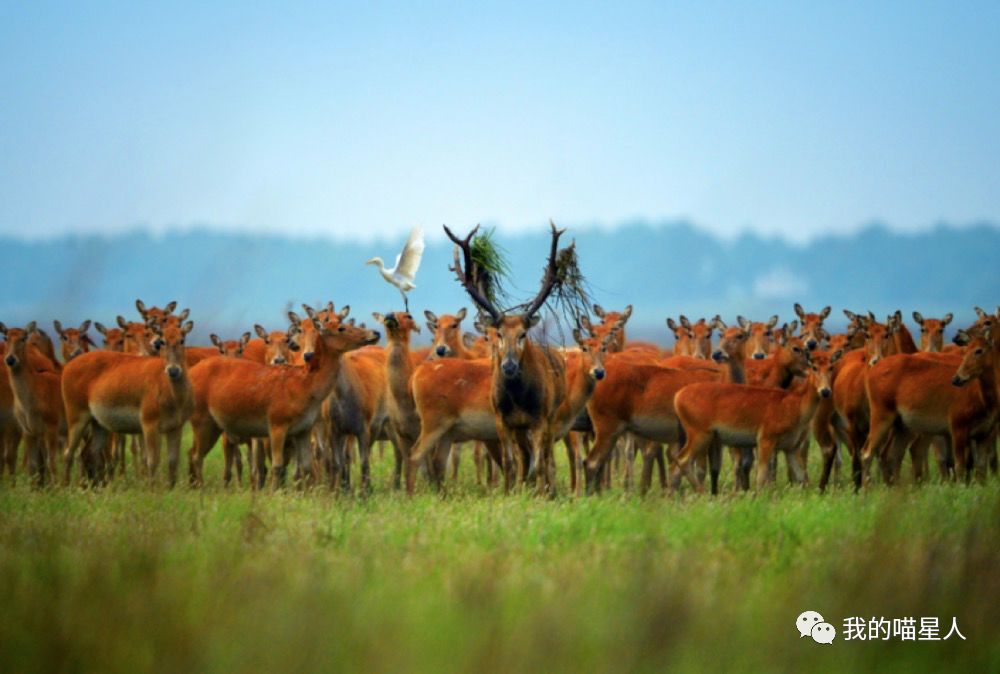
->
[792,346,801,353]
[975,348,984,355]
[338,326,345,332]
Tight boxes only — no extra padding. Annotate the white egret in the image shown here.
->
[366,226,425,311]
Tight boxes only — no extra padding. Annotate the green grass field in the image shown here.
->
[2,439,998,673]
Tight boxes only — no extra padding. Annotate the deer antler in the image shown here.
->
[443,224,502,324]
[522,220,566,320]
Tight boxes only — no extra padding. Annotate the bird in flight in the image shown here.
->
[366,226,425,311]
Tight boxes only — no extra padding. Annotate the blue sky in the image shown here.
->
[1,1,998,243]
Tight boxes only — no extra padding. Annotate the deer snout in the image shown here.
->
[501,359,519,377]
[303,351,314,363]
[819,387,832,398]
[592,367,605,381]
[4,355,16,367]
[952,374,967,387]
[166,365,182,380]
[435,345,449,357]
[868,356,879,366]
[752,351,766,360]
[805,338,818,350]
[711,350,728,363]
[271,356,287,365]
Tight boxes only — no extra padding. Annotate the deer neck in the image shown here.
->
[792,378,822,425]
[894,325,918,354]
[386,334,415,404]
[564,352,597,418]
[6,358,42,413]
[305,338,348,404]
[725,352,746,384]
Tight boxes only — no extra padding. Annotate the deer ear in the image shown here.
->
[820,306,831,320]
[843,309,856,320]
[79,319,91,333]
[53,319,65,336]
[572,328,584,344]
[26,321,37,334]
[462,332,476,348]
[473,320,486,334]
[165,301,178,313]
[455,307,467,322]
[287,311,302,327]
[255,324,268,340]
[975,306,987,319]
[666,317,677,331]
[210,334,222,348]
[136,299,147,316]
[942,313,953,326]
[372,312,385,325]
[117,315,129,329]
[241,332,251,345]
[177,308,190,322]
[592,304,606,318]
[737,315,749,330]
[526,314,542,329]
[954,329,971,346]
[621,305,633,321]
[182,321,194,335]
[424,310,437,324]
[95,322,108,336]
[831,349,844,364]
[912,311,924,325]
[679,315,691,329]
[767,315,779,328]
[794,303,805,319]
[338,305,351,320]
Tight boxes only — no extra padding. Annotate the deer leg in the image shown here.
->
[143,426,162,486]
[736,446,754,492]
[269,426,290,489]
[859,408,895,489]
[583,422,623,495]
[62,414,93,487]
[408,423,449,495]
[449,442,461,482]
[670,430,710,494]
[755,438,779,490]
[708,438,723,495]
[222,435,236,487]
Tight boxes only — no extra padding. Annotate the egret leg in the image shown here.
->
[400,289,410,312]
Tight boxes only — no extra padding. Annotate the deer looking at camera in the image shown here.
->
[411,223,568,495]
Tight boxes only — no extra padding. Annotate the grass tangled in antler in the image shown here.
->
[546,241,595,329]
[468,227,512,308]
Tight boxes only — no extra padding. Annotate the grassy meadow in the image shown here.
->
[1,438,999,674]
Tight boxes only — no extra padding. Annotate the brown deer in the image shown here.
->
[53,320,95,363]
[912,311,953,353]
[794,303,831,350]
[860,329,997,485]
[411,223,568,496]
[742,315,780,360]
[188,306,378,489]
[0,323,66,486]
[243,324,296,365]
[671,348,841,492]
[62,320,195,486]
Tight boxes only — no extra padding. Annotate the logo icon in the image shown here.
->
[796,611,837,644]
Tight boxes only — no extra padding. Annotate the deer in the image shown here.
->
[53,320,95,363]
[243,325,297,365]
[743,315,780,360]
[666,317,694,356]
[62,320,195,487]
[94,322,127,352]
[558,324,615,495]
[410,223,568,496]
[210,332,252,358]
[188,305,379,489]
[0,356,22,481]
[0,323,66,486]
[582,321,747,495]
[135,299,177,330]
[424,307,499,485]
[859,329,997,486]
[913,312,953,353]
[794,303,831,350]
[671,348,841,493]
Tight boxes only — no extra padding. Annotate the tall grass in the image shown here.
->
[1,443,998,673]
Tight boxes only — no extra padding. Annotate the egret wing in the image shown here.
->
[394,226,425,282]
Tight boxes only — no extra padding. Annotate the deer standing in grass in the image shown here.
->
[0,323,66,486]
[411,223,568,495]
[859,327,997,486]
[188,306,378,489]
[62,321,194,486]
[671,348,841,493]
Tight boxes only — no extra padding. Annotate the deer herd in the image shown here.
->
[0,227,996,498]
